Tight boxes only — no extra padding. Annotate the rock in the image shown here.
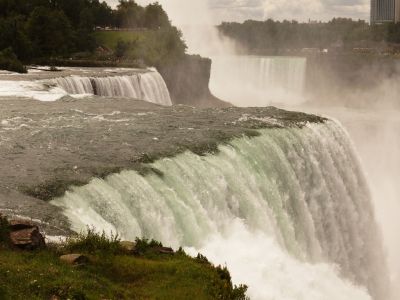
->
[9,219,36,231]
[156,247,174,254]
[60,254,89,266]
[119,241,136,253]
[9,220,45,250]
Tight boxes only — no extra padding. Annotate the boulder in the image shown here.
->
[60,254,89,266]
[9,220,45,250]
[156,247,174,254]
[119,241,136,253]
[9,219,36,231]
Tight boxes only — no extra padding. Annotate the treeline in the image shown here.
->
[218,18,400,53]
[0,0,186,72]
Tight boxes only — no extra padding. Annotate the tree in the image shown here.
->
[0,16,32,60]
[0,47,27,73]
[387,23,400,43]
[143,2,170,29]
[26,7,74,56]
[115,0,144,28]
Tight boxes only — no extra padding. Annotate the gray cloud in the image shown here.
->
[105,0,370,24]
[209,0,370,22]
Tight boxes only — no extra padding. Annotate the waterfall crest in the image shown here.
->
[50,70,172,106]
[51,120,388,300]
[210,55,307,107]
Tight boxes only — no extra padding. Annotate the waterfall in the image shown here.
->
[51,70,172,106]
[0,69,172,105]
[51,120,388,300]
[209,55,307,107]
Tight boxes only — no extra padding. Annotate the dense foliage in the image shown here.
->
[218,18,400,54]
[95,27,187,66]
[0,47,27,73]
[0,0,186,72]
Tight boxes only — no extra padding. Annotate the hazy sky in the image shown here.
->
[106,0,370,24]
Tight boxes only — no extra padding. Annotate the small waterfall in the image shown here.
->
[51,70,172,106]
[209,55,307,107]
[51,120,388,300]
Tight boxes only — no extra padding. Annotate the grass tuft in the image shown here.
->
[63,228,121,255]
[0,215,10,247]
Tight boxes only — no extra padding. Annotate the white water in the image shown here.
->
[52,71,172,106]
[210,56,307,107]
[294,106,400,300]
[0,80,69,101]
[0,69,172,106]
[52,121,387,300]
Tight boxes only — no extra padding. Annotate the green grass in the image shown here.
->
[94,29,186,66]
[0,223,248,300]
[94,31,150,50]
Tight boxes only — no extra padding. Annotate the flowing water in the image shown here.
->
[210,55,307,107]
[52,121,388,300]
[52,71,172,106]
[0,69,172,106]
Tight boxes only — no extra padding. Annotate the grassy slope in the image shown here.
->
[0,249,231,300]
[94,30,175,66]
[0,228,246,300]
[94,31,148,49]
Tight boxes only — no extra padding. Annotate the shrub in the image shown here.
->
[214,265,249,300]
[0,48,27,73]
[0,215,10,246]
[115,39,134,58]
[64,228,121,255]
[134,237,162,254]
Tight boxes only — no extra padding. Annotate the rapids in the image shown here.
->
[51,120,388,300]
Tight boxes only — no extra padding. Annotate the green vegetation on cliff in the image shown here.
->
[94,28,186,67]
[0,0,186,72]
[0,219,248,300]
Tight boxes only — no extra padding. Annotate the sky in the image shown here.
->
[106,0,370,24]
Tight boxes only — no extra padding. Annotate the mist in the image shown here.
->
[107,1,400,299]
[143,1,400,299]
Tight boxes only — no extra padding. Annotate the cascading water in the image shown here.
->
[51,120,388,300]
[0,69,172,105]
[210,55,307,107]
[51,70,172,106]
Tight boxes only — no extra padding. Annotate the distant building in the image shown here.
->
[397,0,400,22]
[371,0,400,23]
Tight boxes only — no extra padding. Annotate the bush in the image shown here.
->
[213,265,249,300]
[0,215,10,246]
[115,39,134,58]
[0,48,27,73]
[134,237,162,254]
[64,228,121,255]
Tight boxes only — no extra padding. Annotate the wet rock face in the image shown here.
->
[159,55,229,107]
[0,97,325,233]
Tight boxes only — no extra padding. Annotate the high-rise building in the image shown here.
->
[396,0,400,22]
[371,0,400,23]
